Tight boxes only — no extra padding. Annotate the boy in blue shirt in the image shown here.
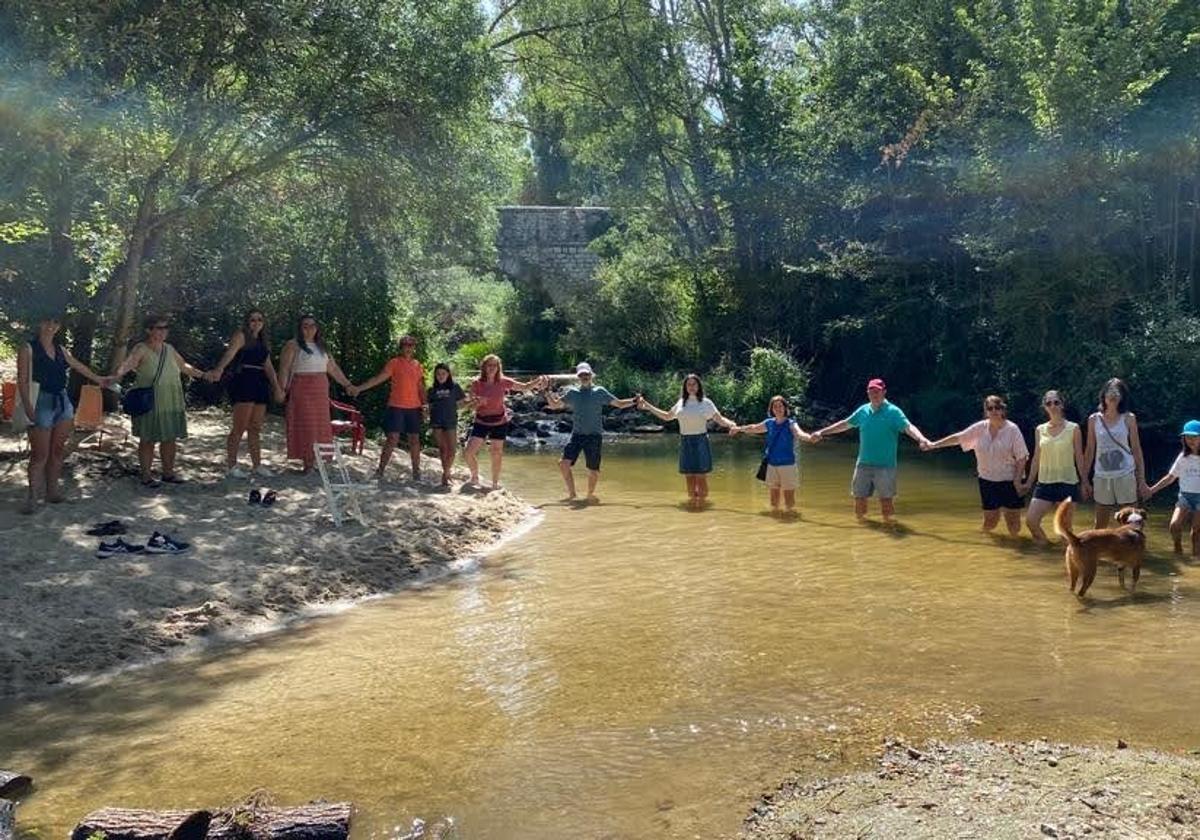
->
[815,378,931,523]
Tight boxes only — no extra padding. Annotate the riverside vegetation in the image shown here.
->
[2,2,1199,435]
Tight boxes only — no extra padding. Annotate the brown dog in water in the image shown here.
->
[1054,499,1147,596]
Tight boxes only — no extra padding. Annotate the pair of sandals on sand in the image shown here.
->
[141,474,184,488]
[247,489,277,507]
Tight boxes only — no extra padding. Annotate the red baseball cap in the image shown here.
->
[866,378,886,391]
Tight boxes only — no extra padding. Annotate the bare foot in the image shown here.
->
[586,495,599,504]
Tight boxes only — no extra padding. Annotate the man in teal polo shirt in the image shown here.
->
[815,378,932,522]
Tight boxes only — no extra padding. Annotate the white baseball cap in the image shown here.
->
[575,362,594,376]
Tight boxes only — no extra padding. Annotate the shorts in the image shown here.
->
[1177,491,1200,513]
[1032,482,1078,503]
[470,421,508,441]
[1093,473,1138,506]
[851,464,897,498]
[978,477,1023,511]
[766,463,798,491]
[33,389,74,429]
[228,370,269,405]
[384,407,423,436]
[562,433,602,471]
[678,433,713,474]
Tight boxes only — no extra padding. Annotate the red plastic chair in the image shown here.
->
[330,399,365,455]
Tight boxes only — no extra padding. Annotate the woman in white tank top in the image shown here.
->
[278,315,355,473]
[1081,377,1148,528]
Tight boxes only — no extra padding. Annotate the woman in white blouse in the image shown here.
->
[638,373,737,507]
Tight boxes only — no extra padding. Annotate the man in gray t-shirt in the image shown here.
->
[545,361,638,502]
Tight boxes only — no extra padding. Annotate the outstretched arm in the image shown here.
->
[171,347,207,379]
[638,398,675,423]
[111,344,148,379]
[208,331,245,381]
[326,356,353,390]
[904,423,932,448]
[510,375,547,392]
[711,409,737,432]
[1128,414,1150,498]
[609,396,638,409]
[545,390,567,411]
[1075,425,1092,499]
[352,363,392,397]
[734,421,768,435]
[925,431,963,451]
[62,347,112,387]
[816,417,853,437]
[792,423,819,444]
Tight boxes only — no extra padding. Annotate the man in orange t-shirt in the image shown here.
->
[350,336,427,481]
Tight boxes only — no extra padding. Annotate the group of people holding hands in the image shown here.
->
[16,309,1200,557]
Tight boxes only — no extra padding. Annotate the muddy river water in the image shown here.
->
[2,437,1198,839]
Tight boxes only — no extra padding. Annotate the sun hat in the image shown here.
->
[866,378,886,391]
[1181,420,1200,436]
[575,362,594,376]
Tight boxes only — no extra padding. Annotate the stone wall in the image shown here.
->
[496,206,612,296]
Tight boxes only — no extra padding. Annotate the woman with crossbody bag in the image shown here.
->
[112,315,209,487]
[1082,377,1149,528]
[732,395,818,515]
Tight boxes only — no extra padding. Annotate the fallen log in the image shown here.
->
[0,772,31,800]
[1,799,14,840]
[71,802,351,840]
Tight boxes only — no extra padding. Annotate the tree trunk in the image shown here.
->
[0,772,31,800]
[108,182,160,372]
[71,803,352,840]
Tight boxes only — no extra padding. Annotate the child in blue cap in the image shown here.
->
[1147,419,1200,555]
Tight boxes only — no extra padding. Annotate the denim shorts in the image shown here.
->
[1177,491,1200,513]
[33,389,74,429]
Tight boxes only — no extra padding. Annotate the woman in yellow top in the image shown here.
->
[1018,390,1091,544]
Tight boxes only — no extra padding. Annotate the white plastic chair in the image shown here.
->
[313,440,373,526]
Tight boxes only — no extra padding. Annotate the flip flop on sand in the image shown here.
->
[262,490,277,507]
[161,474,186,484]
[248,488,262,505]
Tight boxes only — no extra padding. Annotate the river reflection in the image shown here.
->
[2,436,1198,839]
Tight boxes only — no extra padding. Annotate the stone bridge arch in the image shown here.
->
[496,206,613,304]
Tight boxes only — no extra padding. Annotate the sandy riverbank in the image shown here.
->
[0,409,532,703]
[743,738,1200,839]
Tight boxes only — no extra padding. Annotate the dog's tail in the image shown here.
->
[1054,498,1081,546]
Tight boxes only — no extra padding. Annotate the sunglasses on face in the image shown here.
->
[152,325,169,331]
[986,405,1004,412]
[1044,399,1061,406]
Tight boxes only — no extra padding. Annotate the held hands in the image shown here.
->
[1079,480,1093,501]
[273,387,286,404]
[346,384,360,398]
[203,369,222,383]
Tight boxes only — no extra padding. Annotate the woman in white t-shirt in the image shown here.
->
[1146,419,1200,556]
[639,373,737,507]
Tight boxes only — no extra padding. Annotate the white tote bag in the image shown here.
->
[10,381,40,433]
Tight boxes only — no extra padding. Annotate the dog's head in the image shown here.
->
[1114,507,1148,530]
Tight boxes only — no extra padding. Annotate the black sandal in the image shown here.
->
[248,489,262,505]
[261,490,277,507]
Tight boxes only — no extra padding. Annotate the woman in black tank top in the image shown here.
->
[208,309,284,478]
[16,314,112,513]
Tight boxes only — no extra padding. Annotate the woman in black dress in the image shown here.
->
[209,309,284,478]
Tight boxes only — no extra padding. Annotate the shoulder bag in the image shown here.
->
[122,345,169,417]
[756,419,791,481]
